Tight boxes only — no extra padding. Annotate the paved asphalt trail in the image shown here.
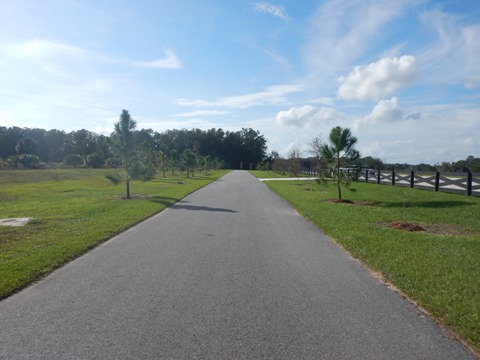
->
[0,171,475,359]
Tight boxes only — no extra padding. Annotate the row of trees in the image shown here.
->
[259,126,360,200]
[0,116,267,171]
[264,126,478,200]
[267,144,480,177]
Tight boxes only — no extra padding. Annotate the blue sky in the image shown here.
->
[1,0,479,164]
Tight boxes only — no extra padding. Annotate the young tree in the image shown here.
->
[157,143,168,177]
[309,135,325,175]
[287,145,302,176]
[129,140,157,181]
[169,149,178,175]
[181,148,197,178]
[321,126,360,200]
[112,110,137,199]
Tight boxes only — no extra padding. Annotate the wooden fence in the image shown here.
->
[300,168,480,197]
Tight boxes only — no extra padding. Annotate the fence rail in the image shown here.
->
[359,170,480,196]
[299,168,480,197]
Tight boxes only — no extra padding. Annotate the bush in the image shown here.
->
[128,160,156,181]
[105,157,122,168]
[86,152,105,168]
[64,154,84,167]
[105,172,121,185]
[7,154,42,169]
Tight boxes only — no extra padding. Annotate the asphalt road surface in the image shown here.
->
[0,171,475,359]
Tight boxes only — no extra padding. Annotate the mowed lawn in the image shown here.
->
[251,172,480,353]
[0,168,228,300]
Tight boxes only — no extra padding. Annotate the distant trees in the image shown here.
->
[0,124,268,173]
[361,156,383,170]
[309,135,325,175]
[16,137,38,155]
[321,126,360,200]
[3,122,476,176]
[287,146,302,177]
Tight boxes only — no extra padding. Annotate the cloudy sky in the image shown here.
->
[1,0,479,164]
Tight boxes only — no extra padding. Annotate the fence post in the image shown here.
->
[435,171,440,192]
[467,171,472,196]
[392,170,395,186]
[410,170,414,188]
[365,169,369,183]
[377,170,381,184]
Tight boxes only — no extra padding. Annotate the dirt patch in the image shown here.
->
[353,201,375,206]
[327,199,355,204]
[381,222,474,236]
[0,218,35,227]
[386,222,425,232]
[118,194,152,200]
[326,199,374,206]
[420,223,475,236]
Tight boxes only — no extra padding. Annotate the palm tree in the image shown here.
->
[321,126,360,200]
[112,110,137,199]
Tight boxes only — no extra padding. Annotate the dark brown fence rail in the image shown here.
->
[299,168,480,197]
[357,170,480,197]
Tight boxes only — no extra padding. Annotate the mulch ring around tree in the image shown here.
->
[386,222,425,232]
[378,222,475,235]
[118,194,151,200]
[327,199,474,235]
[327,199,355,204]
[326,199,374,206]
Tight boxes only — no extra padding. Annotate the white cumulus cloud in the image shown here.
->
[338,55,416,101]
[276,105,341,127]
[354,97,405,130]
[366,97,404,123]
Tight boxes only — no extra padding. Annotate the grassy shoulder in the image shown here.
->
[250,170,314,178]
[264,179,480,352]
[0,168,229,299]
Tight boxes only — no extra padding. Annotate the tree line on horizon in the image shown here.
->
[267,153,480,175]
[262,132,479,175]
[0,120,267,172]
[0,119,478,174]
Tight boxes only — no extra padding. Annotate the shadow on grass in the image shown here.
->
[150,196,180,206]
[383,201,474,209]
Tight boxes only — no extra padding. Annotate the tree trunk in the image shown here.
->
[126,179,130,199]
[337,179,342,200]
[336,156,342,200]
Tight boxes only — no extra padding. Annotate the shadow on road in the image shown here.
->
[150,196,180,206]
[169,202,237,213]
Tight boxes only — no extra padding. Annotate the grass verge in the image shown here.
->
[258,176,480,352]
[249,170,295,178]
[0,168,228,299]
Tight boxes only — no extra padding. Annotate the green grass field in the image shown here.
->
[251,171,480,352]
[0,168,228,299]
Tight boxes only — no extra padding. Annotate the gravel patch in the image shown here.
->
[0,218,35,227]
